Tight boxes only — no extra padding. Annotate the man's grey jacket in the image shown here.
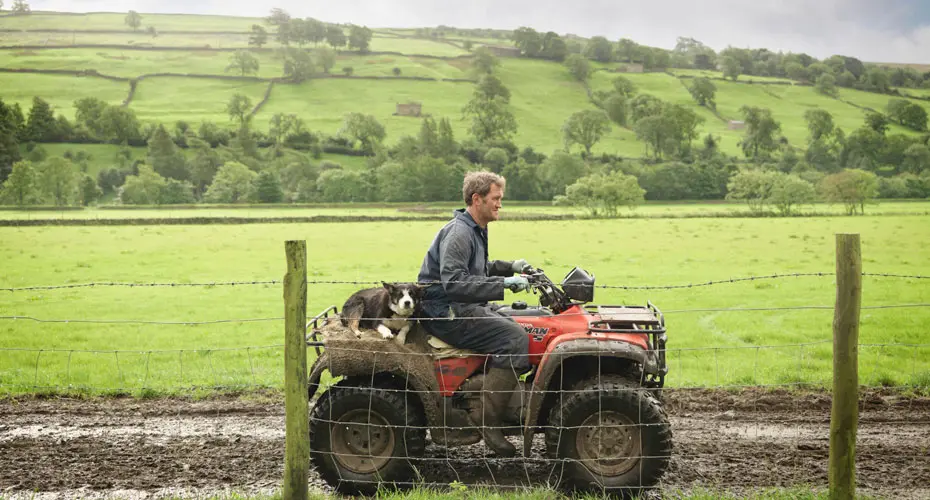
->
[417,209,516,325]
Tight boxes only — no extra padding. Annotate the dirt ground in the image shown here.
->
[1,388,928,499]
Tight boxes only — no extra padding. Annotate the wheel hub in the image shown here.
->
[331,409,395,474]
[576,410,641,476]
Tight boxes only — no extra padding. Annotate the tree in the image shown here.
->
[688,77,716,108]
[725,169,778,213]
[25,96,56,142]
[785,62,807,81]
[804,109,835,142]
[865,112,889,135]
[463,95,517,143]
[538,151,587,198]
[562,110,611,154]
[251,171,284,203]
[392,67,402,76]
[482,147,509,172]
[767,173,817,215]
[148,124,189,181]
[819,169,879,215]
[248,24,268,48]
[0,98,22,183]
[226,50,260,76]
[119,166,165,205]
[226,93,253,126]
[348,25,373,52]
[78,174,101,206]
[475,74,511,103]
[633,115,674,159]
[583,36,613,63]
[722,56,741,81]
[471,46,499,75]
[617,38,638,63]
[436,117,458,158]
[266,7,291,27]
[158,179,195,204]
[887,99,928,131]
[99,106,143,145]
[603,94,628,126]
[815,73,838,97]
[316,169,369,202]
[554,171,645,216]
[326,25,347,48]
[11,0,29,15]
[564,54,590,82]
[0,160,39,205]
[124,10,142,31]
[282,47,316,81]
[512,27,542,57]
[630,94,664,123]
[316,47,336,74]
[612,76,637,98]
[540,31,568,61]
[145,26,157,38]
[205,161,257,203]
[902,144,930,174]
[37,157,77,206]
[339,113,386,153]
[739,106,782,160]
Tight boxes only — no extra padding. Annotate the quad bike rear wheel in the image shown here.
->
[545,376,672,495]
[309,379,426,495]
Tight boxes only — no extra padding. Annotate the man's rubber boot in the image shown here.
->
[469,366,518,457]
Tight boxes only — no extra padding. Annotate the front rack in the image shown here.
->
[305,305,338,356]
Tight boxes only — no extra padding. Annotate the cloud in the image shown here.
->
[29,0,930,63]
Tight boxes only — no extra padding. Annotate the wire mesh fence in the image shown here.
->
[1,270,929,497]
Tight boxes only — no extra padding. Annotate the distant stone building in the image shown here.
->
[728,120,746,130]
[615,63,644,73]
[395,102,422,117]
[484,45,521,57]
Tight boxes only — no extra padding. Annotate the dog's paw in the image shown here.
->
[377,324,395,339]
[352,329,364,339]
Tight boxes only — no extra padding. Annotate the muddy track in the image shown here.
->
[1,389,928,499]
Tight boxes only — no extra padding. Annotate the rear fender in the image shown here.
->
[521,337,654,457]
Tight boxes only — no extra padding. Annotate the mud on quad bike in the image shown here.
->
[305,266,671,496]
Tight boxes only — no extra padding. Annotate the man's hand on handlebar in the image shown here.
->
[503,276,530,293]
[510,259,532,274]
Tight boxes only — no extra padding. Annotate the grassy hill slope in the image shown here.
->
[2,12,929,160]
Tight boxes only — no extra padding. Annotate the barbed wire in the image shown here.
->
[3,270,927,293]
[2,303,928,327]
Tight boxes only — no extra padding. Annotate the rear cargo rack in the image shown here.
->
[305,305,338,356]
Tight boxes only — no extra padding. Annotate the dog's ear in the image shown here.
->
[382,281,394,291]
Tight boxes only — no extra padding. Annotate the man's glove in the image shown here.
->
[511,259,530,274]
[503,276,530,293]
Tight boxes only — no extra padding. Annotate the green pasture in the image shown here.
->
[0,30,252,49]
[255,78,474,143]
[499,58,643,157]
[0,72,128,118]
[1,201,928,220]
[1,214,928,395]
[0,47,286,78]
[368,35,468,56]
[131,76,269,124]
[0,12,261,32]
[671,68,795,84]
[837,87,930,116]
[335,53,467,79]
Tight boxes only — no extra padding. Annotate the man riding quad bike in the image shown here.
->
[306,265,672,495]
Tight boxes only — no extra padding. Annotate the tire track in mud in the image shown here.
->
[1,389,928,499]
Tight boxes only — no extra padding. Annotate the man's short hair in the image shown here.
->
[463,171,506,205]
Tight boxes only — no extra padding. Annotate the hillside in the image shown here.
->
[1,11,929,161]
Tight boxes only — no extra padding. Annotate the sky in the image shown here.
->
[28,0,930,64]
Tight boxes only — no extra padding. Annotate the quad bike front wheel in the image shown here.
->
[545,376,672,495]
[309,379,426,495]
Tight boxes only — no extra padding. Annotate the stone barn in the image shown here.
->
[485,45,521,57]
[728,120,746,130]
[616,63,644,73]
[394,102,422,117]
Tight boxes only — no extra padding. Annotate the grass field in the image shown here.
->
[132,76,269,124]
[0,12,262,31]
[1,201,928,220]
[0,72,128,118]
[1,213,928,395]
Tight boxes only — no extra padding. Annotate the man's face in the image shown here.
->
[474,183,504,226]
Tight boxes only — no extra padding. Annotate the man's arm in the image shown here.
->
[439,226,505,303]
[488,260,515,277]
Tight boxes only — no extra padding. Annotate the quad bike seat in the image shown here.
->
[427,335,481,359]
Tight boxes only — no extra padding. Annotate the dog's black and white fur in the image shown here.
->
[340,282,425,344]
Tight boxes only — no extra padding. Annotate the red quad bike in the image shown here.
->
[306,266,671,496]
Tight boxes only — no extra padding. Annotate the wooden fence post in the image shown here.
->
[283,240,309,500]
[829,233,861,500]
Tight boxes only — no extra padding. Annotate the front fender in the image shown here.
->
[521,337,653,457]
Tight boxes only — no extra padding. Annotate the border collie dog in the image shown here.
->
[340,282,425,344]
